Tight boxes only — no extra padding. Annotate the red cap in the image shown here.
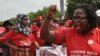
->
[36,16,42,21]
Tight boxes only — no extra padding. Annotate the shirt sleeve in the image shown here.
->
[0,30,14,42]
[88,29,100,54]
[54,27,67,44]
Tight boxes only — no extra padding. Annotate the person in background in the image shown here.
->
[0,20,13,56]
[44,20,61,46]
[40,4,100,56]
[49,20,60,31]
[30,16,43,32]
[30,16,45,46]
[65,19,73,27]
[0,27,6,56]
[0,14,39,56]
[3,20,13,32]
[0,27,6,36]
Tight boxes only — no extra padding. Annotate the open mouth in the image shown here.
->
[75,26,80,30]
[74,23,81,31]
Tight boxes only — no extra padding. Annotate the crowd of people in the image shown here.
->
[0,3,100,56]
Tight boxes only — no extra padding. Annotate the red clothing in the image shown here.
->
[33,29,45,46]
[0,27,6,36]
[0,30,35,46]
[0,30,36,56]
[30,24,38,32]
[30,25,44,46]
[50,22,61,30]
[54,27,100,56]
[0,27,6,32]
[0,27,6,54]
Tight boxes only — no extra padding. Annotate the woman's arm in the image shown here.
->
[40,5,57,42]
[0,30,14,42]
[34,41,40,49]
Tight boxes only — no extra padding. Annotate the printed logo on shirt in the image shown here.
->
[88,39,94,45]
[20,40,31,46]
[70,50,98,56]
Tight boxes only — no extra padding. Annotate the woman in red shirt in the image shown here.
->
[40,4,100,56]
[30,17,45,46]
[0,14,39,56]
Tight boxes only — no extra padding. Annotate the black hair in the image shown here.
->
[3,20,13,26]
[74,3,97,30]
[21,15,27,19]
[32,19,42,27]
[3,20,13,32]
[96,17,100,26]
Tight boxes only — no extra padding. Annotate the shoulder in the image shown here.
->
[57,27,74,33]
[54,27,74,36]
[93,28,100,32]
[91,28,100,36]
[7,29,16,34]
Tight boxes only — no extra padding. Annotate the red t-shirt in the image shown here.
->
[0,30,35,47]
[54,27,100,56]
[0,27,6,36]
[30,25,45,46]
[33,29,45,46]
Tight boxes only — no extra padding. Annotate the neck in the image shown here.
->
[79,27,91,35]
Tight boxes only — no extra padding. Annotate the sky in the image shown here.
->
[0,0,66,21]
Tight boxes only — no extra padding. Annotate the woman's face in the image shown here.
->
[21,16,28,26]
[73,8,89,33]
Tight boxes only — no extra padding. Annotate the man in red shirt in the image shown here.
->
[40,4,100,56]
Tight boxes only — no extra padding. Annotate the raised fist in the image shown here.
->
[48,5,57,17]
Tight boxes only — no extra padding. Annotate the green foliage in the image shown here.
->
[7,6,60,23]
[9,17,16,24]
[66,0,100,19]
[27,7,49,21]
[0,21,3,25]
[27,12,35,21]
[66,2,75,19]
[55,10,61,18]
[27,6,60,21]
[65,0,75,19]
